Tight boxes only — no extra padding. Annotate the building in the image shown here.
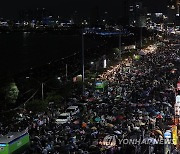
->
[175,0,180,15]
[175,0,180,25]
[90,6,100,26]
[167,0,176,23]
[35,8,49,21]
[166,0,180,24]
[128,0,146,27]
[71,11,80,25]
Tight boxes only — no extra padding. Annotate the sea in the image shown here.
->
[0,32,105,78]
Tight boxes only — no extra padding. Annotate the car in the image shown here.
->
[66,106,80,115]
[55,113,71,124]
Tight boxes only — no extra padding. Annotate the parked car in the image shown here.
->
[66,106,80,116]
[55,113,71,124]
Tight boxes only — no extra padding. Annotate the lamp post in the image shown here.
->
[140,27,143,48]
[66,64,68,81]
[118,26,122,59]
[26,77,61,100]
[82,30,85,95]
[119,30,121,59]
[41,82,44,100]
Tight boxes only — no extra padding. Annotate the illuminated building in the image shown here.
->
[128,0,146,27]
[90,6,100,26]
[176,0,180,15]
[175,0,180,25]
[167,0,180,24]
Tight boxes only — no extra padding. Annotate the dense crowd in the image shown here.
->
[1,40,180,154]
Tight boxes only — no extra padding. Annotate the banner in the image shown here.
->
[172,125,178,145]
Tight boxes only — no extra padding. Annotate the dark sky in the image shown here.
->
[0,0,167,19]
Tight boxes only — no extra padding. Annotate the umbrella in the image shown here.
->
[80,130,85,134]
[88,97,95,102]
[95,117,101,122]
[133,127,140,130]
[131,104,137,107]
[117,115,124,120]
[91,126,97,130]
[156,114,163,119]
[139,50,146,56]
[153,129,163,136]
[137,104,143,107]
[139,122,146,126]
[114,130,122,135]
[54,145,61,148]
[143,112,149,115]
[107,123,114,128]
[162,102,172,107]
[82,122,87,128]
[144,103,150,107]
[73,120,80,124]
[34,136,40,140]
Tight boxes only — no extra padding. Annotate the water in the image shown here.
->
[0,32,103,78]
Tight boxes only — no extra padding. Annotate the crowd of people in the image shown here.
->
[0,40,180,154]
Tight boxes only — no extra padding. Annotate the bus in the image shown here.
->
[0,129,30,154]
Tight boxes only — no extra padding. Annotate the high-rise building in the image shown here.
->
[118,0,131,25]
[90,6,100,26]
[166,0,180,24]
[175,0,180,25]
[71,11,80,25]
[128,0,146,27]
[35,8,49,21]
[167,0,176,23]
[19,9,34,21]
[101,11,109,25]
[176,0,180,15]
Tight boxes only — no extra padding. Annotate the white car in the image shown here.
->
[55,113,71,124]
[66,106,80,115]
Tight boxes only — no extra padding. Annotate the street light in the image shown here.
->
[140,27,143,48]
[82,30,85,95]
[118,26,123,59]
[26,77,62,100]
[65,64,68,81]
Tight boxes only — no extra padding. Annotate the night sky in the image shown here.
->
[0,0,167,19]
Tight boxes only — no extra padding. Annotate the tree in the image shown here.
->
[4,82,19,104]
[46,91,63,106]
[26,99,48,113]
